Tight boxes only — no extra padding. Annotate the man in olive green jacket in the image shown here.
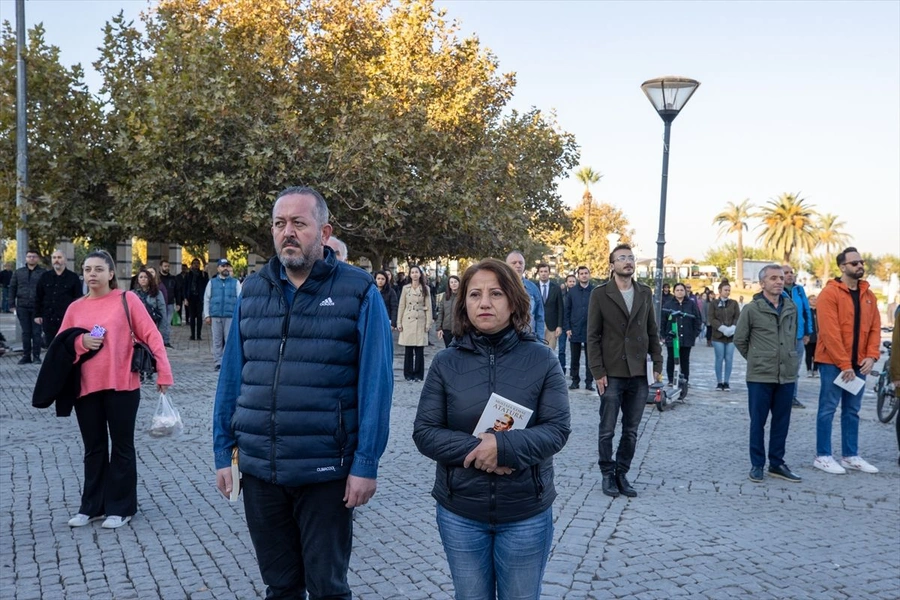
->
[734,264,801,484]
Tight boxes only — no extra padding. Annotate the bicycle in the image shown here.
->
[875,340,897,423]
[651,308,696,412]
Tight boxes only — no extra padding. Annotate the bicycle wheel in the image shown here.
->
[876,376,898,423]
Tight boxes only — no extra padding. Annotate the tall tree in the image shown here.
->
[712,199,753,286]
[0,22,124,252]
[574,166,601,244]
[540,200,632,277]
[755,192,818,264]
[97,0,578,264]
[814,213,851,281]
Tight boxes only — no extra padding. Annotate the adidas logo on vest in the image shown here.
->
[319,297,335,307]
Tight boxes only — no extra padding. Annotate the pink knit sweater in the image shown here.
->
[60,289,174,396]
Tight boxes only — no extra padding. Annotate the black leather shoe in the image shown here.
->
[17,356,32,365]
[568,381,579,390]
[615,473,637,497]
[602,474,619,498]
[585,383,594,392]
[768,464,801,482]
[749,466,764,482]
[791,398,805,409]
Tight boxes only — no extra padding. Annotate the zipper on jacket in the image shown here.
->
[338,409,345,467]
[269,287,297,483]
[489,348,496,391]
[531,465,544,500]
[489,478,497,523]
[446,467,453,498]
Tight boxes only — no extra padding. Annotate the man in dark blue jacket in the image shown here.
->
[564,265,594,390]
[213,187,393,600]
[783,264,814,408]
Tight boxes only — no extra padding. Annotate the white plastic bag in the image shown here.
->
[150,393,183,437]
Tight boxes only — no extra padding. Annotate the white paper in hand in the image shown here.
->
[832,373,865,395]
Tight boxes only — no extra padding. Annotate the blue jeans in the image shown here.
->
[557,330,567,369]
[747,382,793,468]
[816,363,865,457]
[436,504,552,600]
[712,341,735,384]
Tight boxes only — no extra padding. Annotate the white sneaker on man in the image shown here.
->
[101,516,132,529]
[68,514,104,527]
[840,456,879,473]
[813,455,846,474]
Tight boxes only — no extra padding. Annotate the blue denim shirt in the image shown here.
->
[212,265,393,479]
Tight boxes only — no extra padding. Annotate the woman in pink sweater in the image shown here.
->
[60,250,173,529]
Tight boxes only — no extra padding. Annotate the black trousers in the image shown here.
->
[187,294,204,338]
[73,389,141,518]
[569,341,591,384]
[242,475,352,600]
[805,341,818,371]
[598,376,648,475]
[16,308,42,359]
[404,346,425,380]
[42,316,64,346]
[666,345,692,383]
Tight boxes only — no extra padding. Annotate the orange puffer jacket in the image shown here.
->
[814,278,881,371]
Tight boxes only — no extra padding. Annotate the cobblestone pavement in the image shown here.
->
[2,314,899,599]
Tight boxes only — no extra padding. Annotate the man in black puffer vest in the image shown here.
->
[213,186,393,599]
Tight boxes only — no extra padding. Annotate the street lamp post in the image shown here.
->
[641,76,700,328]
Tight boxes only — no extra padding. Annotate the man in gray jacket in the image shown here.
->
[10,250,46,364]
[587,245,663,498]
[734,264,802,484]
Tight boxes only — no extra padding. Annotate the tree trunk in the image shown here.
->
[822,251,830,282]
[736,229,744,288]
[583,191,591,244]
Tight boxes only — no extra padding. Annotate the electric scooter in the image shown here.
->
[651,309,696,412]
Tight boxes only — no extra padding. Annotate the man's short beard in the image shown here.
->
[278,245,319,273]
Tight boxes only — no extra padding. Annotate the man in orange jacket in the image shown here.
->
[813,247,882,475]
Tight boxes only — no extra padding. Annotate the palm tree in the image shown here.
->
[815,213,851,281]
[574,166,602,243]
[755,192,818,264]
[712,199,753,286]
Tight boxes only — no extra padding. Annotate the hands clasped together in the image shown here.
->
[464,433,514,475]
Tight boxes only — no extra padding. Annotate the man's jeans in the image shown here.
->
[598,376,648,475]
[747,381,793,468]
[712,341,735,384]
[16,307,42,359]
[436,504,552,600]
[242,475,351,600]
[210,317,232,367]
[793,338,805,398]
[569,341,591,385]
[816,363,865,457]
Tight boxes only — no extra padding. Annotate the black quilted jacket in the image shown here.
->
[413,328,570,524]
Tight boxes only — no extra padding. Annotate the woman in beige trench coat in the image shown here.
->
[397,265,433,381]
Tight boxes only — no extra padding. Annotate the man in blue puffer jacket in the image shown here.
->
[783,264,814,408]
[212,187,393,600]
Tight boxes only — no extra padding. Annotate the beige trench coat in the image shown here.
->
[398,284,433,346]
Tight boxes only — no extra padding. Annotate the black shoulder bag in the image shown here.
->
[122,292,157,380]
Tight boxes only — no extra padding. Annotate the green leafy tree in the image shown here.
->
[0,22,124,253]
[814,213,851,282]
[574,166,602,244]
[97,0,577,269]
[712,199,753,286]
[541,201,632,277]
[702,243,776,282]
[755,192,818,263]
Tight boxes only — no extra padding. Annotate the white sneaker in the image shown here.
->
[813,455,847,474]
[68,513,104,527]
[101,515,132,529]
[840,456,879,474]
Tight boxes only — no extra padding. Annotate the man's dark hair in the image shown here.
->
[276,186,329,227]
[836,247,858,267]
[536,262,549,271]
[576,265,589,274]
[26,249,40,256]
[608,243,632,264]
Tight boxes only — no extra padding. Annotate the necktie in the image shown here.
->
[542,283,548,302]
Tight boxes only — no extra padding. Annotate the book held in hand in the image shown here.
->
[230,447,242,502]
[472,393,534,436]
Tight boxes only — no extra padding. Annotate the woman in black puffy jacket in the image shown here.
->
[662,282,702,384]
[374,270,398,328]
[413,259,570,600]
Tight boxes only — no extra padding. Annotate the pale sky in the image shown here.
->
[2,0,899,261]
